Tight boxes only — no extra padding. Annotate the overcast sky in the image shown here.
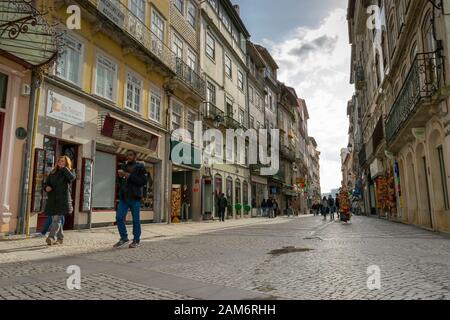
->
[236,0,353,194]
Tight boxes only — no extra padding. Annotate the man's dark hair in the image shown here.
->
[127,150,137,156]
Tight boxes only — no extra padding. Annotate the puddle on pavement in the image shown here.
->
[268,246,314,256]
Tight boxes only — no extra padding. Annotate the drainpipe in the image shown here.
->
[88,139,96,230]
[17,68,40,235]
[165,88,173,225]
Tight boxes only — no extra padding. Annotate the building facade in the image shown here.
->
[348,0,450,233]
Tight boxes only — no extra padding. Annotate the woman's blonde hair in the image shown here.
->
[51,155,73,173]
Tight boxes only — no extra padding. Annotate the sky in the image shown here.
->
[236,0,354,194]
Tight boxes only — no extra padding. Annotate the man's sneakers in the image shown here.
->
[129,241,141,249]
[113,239,130,249]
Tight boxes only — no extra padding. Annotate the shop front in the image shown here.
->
[29,84,166,232]
[251,175,268,216]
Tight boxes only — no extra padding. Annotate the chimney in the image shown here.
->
[233,4,240,16]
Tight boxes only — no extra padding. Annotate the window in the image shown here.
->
[174,0,183,14]
[256,92,261,109]
[171,101,183,130]
[438,146,449,210]
[187,1,196,27]
[125,71,143,112]
[130,0,145,22]
[149,85,162,122]
[56,35,83,86]
[151,10,165,42]
[206,33,215,60]
[187,110,196,138]
[208,0,217,11]
[249,86,254,103]
[187,48,197,71]
[207,81,216,104]
[238,70,244,90]
[172,33,183,59]
[95,54,117,101]
[422,11,436,52]
[225,54,232,78]
[250,116,254,129]
[238,109,244,125]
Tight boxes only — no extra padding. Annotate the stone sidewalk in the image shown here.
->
[0,217,291,264]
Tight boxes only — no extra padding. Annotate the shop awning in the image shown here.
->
[0,0,62,68]
[100,114,160,152]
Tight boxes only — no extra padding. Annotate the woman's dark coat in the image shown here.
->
[44,167,76,216]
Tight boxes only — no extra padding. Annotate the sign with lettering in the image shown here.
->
[97,0,125,28]
[47,90,86,127]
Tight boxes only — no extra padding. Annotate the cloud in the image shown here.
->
[289,35,338,59]
[263,8,353,194]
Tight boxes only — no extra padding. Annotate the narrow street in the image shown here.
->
[1,216,450,300]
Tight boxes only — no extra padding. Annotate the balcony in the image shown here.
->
[87,0,176,72]
[281,144,296,162]
[175,58,206,99]
[203,102,224,123]
[225,116,241,129]
[385,52,442,143]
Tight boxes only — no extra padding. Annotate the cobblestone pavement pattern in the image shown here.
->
[1,216,450,300]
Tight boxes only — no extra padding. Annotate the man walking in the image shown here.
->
[219,193,228,222]
[328,194,335,221]
[267,198,273,218]
[335,193,340,219]
[114,150,147,249]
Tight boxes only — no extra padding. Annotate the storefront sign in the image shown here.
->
[47,91,86,127]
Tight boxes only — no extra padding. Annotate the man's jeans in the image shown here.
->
[116,200,141,243]
[181,202,190,221]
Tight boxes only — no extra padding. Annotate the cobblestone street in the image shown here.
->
[1,216,450,300]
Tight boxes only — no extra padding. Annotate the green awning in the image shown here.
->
[0,0,61,68]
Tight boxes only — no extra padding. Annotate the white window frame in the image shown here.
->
[171,99,183,131]
[129,0,145,22]
[124,69,144,113]
[187,1,196,28]
[238,70,244,91]
[249,86,254,103]
[187,47,197,71]
[206,32,215,61]
[172,32,183,59]
[56,34,84,87]
[94,52,118,102]
[187,109,196,140]
[151,9,165,42]
[174,0,184,14]
[225,54,232,79]
[149,84,163,123]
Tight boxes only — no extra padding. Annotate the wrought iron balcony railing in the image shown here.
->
[225,116,241,129]
[175,57,206,99]
[385,52,442,142]
[89,0,176,71]
[203,102,224,122]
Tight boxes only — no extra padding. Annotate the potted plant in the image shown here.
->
[235,203,242,218]
[244,204,252,218]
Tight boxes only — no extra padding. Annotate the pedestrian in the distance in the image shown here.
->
[328,194,335,221]
[114,150,147,249]
[273,200,279,218]
[219,193,228,222]
[267,198,273,218]
[335,194,340,219]
[43,155,76,246]
[261,199,267,217]
[322,196,329,220]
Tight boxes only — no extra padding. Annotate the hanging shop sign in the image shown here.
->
[46,90,86,127]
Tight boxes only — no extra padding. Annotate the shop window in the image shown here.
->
[56,35,83,87]
[243,181,248,205]
[235,179,241,204]
[92,151,116,210]
[0,73,7,109]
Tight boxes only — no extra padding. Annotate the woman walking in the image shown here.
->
[321,196,329,221]
[43,155,76,246]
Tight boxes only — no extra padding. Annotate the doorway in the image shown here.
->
[422,156,433,228]
[37,137,79,231]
